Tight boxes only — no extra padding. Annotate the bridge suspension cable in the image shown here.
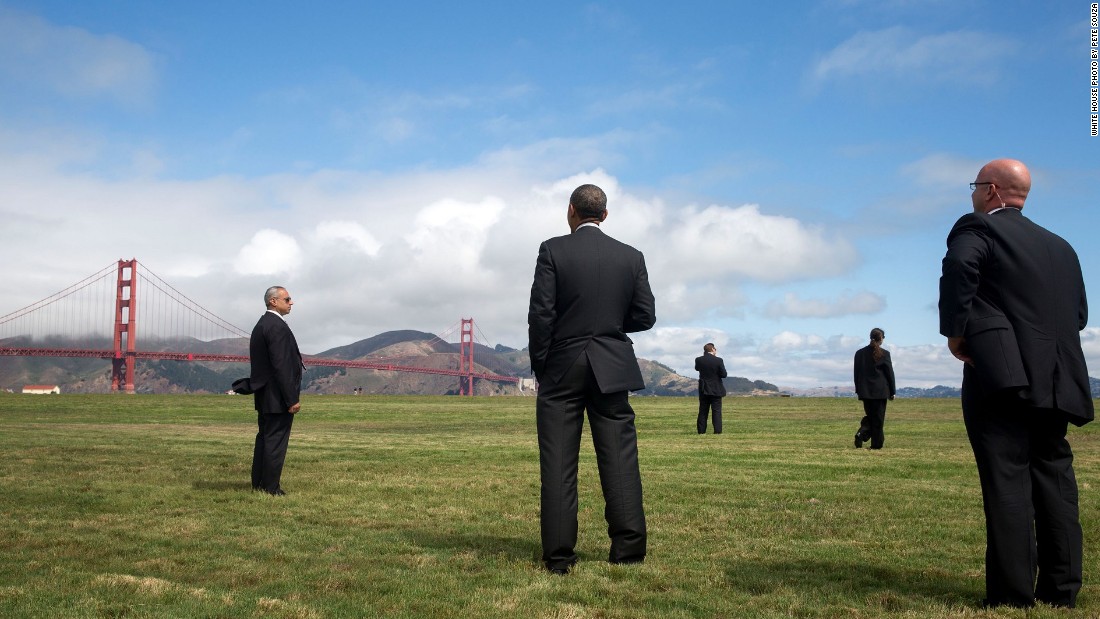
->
[1,259,521,394]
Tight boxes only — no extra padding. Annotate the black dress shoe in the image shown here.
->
[548,567,569,575]
[265,488,286,496]
[854,433,863,448]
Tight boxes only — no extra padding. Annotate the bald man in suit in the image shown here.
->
[528,183,656,575]
[939,158,1093,609]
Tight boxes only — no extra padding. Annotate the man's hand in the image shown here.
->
[947,336,973,366]
[288,402,301,414]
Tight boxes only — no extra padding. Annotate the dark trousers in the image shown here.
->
[251,412,295,493]
[856,399,887,449]
[962,389,1082,608]
[536,353,646,570]
[698,395,723,434]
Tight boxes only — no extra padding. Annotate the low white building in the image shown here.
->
[22,385,60,394]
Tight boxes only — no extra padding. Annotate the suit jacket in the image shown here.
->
[528,225,656,393]
[939,208,1093,425]
[853,344,895,400]
[249,311,304,415]
[695,353,728,397]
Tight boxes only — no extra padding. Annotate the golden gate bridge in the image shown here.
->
[0,259,521,395]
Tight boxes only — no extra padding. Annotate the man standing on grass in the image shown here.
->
[852,327,894,449]
[939,158,1093,609]
[695,343,727,434]
[528,183,656,575]
[249,286,304,496]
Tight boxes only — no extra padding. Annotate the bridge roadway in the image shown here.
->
[0,347,520,384]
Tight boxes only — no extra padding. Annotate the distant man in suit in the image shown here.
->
[528,183,656,574]
[852,327,895,449]
[694,343,727,434]
[250,286,304,496]
[939,158,1093,609]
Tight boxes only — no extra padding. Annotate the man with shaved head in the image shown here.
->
[939,159,1093,608]
[528,183,656,575]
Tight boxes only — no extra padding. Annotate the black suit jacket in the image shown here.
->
[249,311,304,414]
[528,226,656,393]
[695,353,728,397]
[853,345,895,400]
[939,208,1093,425]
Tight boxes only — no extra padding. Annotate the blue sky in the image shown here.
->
[1,0,1097,389]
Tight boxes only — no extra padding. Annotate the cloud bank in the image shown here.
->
[0,135,919,386]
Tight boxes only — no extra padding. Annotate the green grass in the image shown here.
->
[1,394,1098,618]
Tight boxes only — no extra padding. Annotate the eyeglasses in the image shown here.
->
[278,297,292,302]
[969,181,994,190]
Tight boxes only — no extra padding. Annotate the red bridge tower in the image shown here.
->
[111,259,138,394]
[459,318,475,396]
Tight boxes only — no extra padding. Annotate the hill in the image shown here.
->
[897,385,962,398]
[1,332,776,397]
[0,335,252,395]
[635,359,778,396]
[788,380,1100,399]
[784,385,963,398]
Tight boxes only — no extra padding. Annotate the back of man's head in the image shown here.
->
[570,184,607,220]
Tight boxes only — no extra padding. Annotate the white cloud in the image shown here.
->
[0,132,872,378]
[405,197,505,268]
[0,130,981,389]
[900,153,985,190]
[1081,327,1100,374]
[632,326,736,365]
[630,203,858,323]
[709,328,1092,391]
[763,331,830,353]
[809,27,1009,89]
[634,326,964,390]
[0,7,156,104]
[312,221,381,257]
[889,343,964,388]
[234,230,303,276]
[763,290,885,319]
[315,80,532,147]
[650,204,858,284]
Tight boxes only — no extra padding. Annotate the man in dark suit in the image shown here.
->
[939,158,1093,609]
[250,286,304,496]
[852,328,895,449]
[528,183,656,575]
[694,343,727,434]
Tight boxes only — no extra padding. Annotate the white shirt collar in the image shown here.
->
[577,222,600,230]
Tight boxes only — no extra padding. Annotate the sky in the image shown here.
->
[1,0,1098,390]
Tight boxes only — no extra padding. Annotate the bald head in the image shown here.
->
[972,158,1031,213]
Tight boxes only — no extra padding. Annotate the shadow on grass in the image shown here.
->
[402,528,542,565]
[192,480,254,492]
[724,557,978,608]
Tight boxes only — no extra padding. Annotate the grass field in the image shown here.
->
[1,394,1098,618]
